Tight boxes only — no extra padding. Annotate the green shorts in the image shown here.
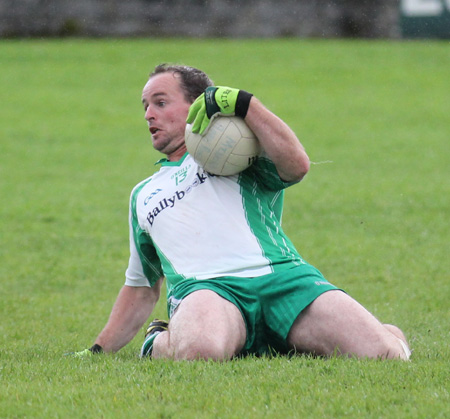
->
[167,264,340,355]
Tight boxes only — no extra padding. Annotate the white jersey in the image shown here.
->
[125,153,305,290]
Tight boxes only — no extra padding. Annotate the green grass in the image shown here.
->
[0,38,449,418]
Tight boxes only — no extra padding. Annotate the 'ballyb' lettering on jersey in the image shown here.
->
[125,152,305,290]
[146,172,210,226]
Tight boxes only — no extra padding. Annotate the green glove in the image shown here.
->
[186,86,253,134]
[72,348,94,358]
[65,344,103,358]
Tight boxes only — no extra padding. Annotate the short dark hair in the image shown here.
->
[150,64,214,104]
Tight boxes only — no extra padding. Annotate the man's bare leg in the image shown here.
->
[287,290,410,360]
[152,290,247,360]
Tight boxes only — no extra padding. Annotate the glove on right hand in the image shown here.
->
[186,86,253,135]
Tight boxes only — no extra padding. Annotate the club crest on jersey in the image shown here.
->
[146,171,209,227]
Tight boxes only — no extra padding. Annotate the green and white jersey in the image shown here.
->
[125,152,305,291]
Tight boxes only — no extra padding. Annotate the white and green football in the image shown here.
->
[185,115,261,176]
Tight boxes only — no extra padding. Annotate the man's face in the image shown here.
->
[142,72,192,158]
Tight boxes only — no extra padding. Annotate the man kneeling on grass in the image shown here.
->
[74,64,411,361]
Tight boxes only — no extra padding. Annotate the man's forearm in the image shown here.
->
[95,282,162,352]
[245,97,310,183]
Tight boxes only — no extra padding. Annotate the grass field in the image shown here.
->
[0,38,449,418]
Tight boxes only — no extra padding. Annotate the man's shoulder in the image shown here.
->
[129,165,175,206]
[131,174,155,196]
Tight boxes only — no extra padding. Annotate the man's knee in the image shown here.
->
[381,325,411,360]
[153,290,246,360]
[174,335,234,361]
[154,327,237,360]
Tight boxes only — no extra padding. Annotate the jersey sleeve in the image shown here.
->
[125,236,152,287]
[125,187,164,287]
[247,153,300,191]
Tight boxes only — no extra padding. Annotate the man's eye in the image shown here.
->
[158,101,166,107]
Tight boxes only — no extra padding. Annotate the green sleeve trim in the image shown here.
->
[247,156,298,191]
[130,180,163,286]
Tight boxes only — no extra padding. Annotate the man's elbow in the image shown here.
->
[282,155,310,183]
[298,156,310,180]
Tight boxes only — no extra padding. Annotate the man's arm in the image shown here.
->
[94,278,163,352]
[244,97,310,183]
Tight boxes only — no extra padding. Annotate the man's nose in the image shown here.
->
[145,107,154,121]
